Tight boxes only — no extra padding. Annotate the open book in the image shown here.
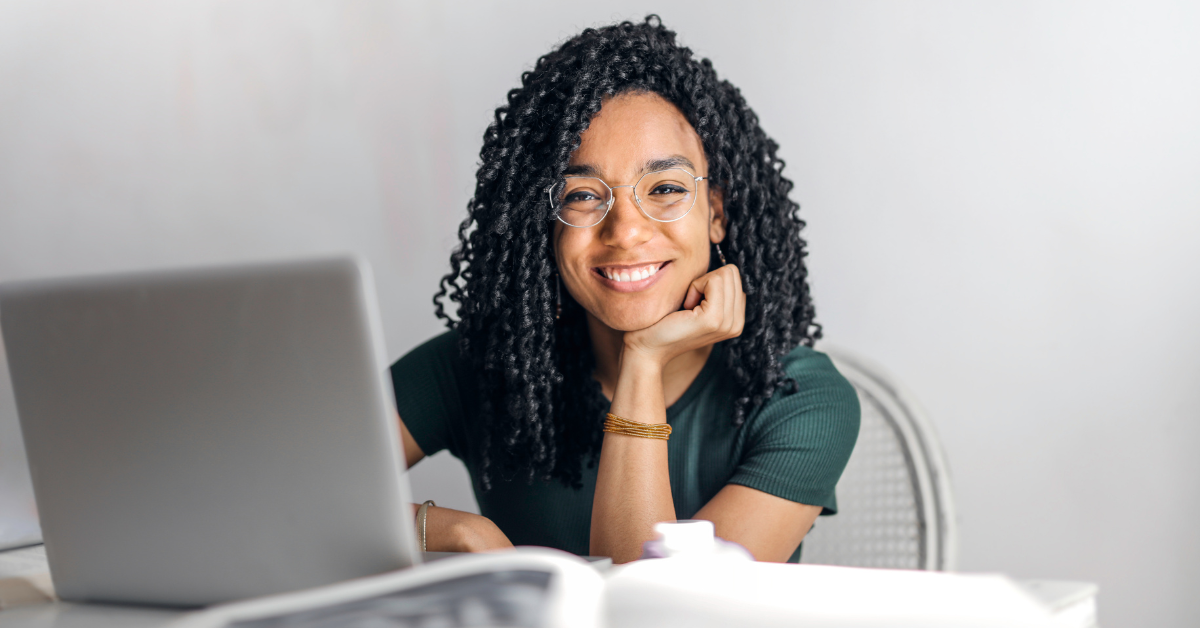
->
[169,549,603,628]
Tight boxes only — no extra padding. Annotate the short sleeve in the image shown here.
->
[728,346,860,515]
[388,330,475,460]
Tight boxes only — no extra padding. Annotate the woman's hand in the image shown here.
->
[419,505,514,553]
[622,264,746,367]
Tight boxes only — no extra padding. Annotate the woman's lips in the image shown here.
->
[592,261,669,293]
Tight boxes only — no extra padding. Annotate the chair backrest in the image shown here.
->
[799,348,957,571]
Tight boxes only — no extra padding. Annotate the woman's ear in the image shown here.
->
[708,187,727,243]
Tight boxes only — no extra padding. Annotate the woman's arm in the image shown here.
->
[408,502,513,552]
[694,485,822,562]
[398,418,426,468]
[590,265,745,563]
[589,351,675,563]
[399,415,513,553]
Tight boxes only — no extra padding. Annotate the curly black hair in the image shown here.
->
[433,15,820,489]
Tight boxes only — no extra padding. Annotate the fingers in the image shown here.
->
[723,265,735,331]
[729,264,745,337]
[686,265,744,341]
[686,270,716,305]
[689,270,723,328]
[683,284,703,310]
[718,264,744,339]
[626,264,745,364]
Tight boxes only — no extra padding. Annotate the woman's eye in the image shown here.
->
[565,191,600,202]
[650,184,687,195]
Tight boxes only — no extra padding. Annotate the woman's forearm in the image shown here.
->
[590,351,676,563]
[412,504,513,553]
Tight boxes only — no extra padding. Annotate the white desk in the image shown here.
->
[1,601,184,627]
[1,544,1098,628]
[1,544,180,625]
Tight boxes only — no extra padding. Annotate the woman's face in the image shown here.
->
[553,91,725,332]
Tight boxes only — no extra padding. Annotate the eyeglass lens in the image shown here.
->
[551,168,698,227]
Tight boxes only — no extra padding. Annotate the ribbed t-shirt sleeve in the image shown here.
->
[728,347,860,515]
[388,331,472,460]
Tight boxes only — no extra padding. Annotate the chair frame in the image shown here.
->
[823,347,959,571]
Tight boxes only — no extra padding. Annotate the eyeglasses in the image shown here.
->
[547,168,708,228]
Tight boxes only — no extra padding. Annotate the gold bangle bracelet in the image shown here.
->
[603,412,672,440]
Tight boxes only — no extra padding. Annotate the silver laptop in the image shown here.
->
[0,257,420,607]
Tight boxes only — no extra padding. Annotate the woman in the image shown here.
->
[390,16,859,564]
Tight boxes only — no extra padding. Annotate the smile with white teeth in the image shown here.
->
[599,263,664,283]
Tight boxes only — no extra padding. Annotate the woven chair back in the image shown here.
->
[799,349,957,571]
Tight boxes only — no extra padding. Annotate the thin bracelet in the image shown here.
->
[603,412,672,440]
[416,500,436,552]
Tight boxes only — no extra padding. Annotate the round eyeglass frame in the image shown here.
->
[546,168,709,228]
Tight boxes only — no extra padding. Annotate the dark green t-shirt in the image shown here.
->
[390,331,860,563]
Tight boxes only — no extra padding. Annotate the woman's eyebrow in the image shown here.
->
[642,155,696,173]
[562,156,697,179]
[564,164,601,177]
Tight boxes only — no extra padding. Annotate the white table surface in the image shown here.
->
[0,601,185,627]
[0,544,1097,628]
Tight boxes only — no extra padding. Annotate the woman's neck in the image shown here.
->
[587,314,714,407]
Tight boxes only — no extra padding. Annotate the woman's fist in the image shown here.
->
[622,264,746,367]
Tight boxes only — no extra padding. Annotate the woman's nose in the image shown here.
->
[598,188,653,249]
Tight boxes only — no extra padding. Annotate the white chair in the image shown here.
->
[799,348,958,571]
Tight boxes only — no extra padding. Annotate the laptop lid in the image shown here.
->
[0,257,419,606]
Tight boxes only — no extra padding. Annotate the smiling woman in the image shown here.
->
[389,16,860,564]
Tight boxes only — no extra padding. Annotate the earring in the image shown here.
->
[555,273,562,321]
[714,243,728,266]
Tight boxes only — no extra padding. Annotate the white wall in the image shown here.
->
[1,2,1196,625]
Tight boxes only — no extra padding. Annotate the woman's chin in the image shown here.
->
[594,308,675,333]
